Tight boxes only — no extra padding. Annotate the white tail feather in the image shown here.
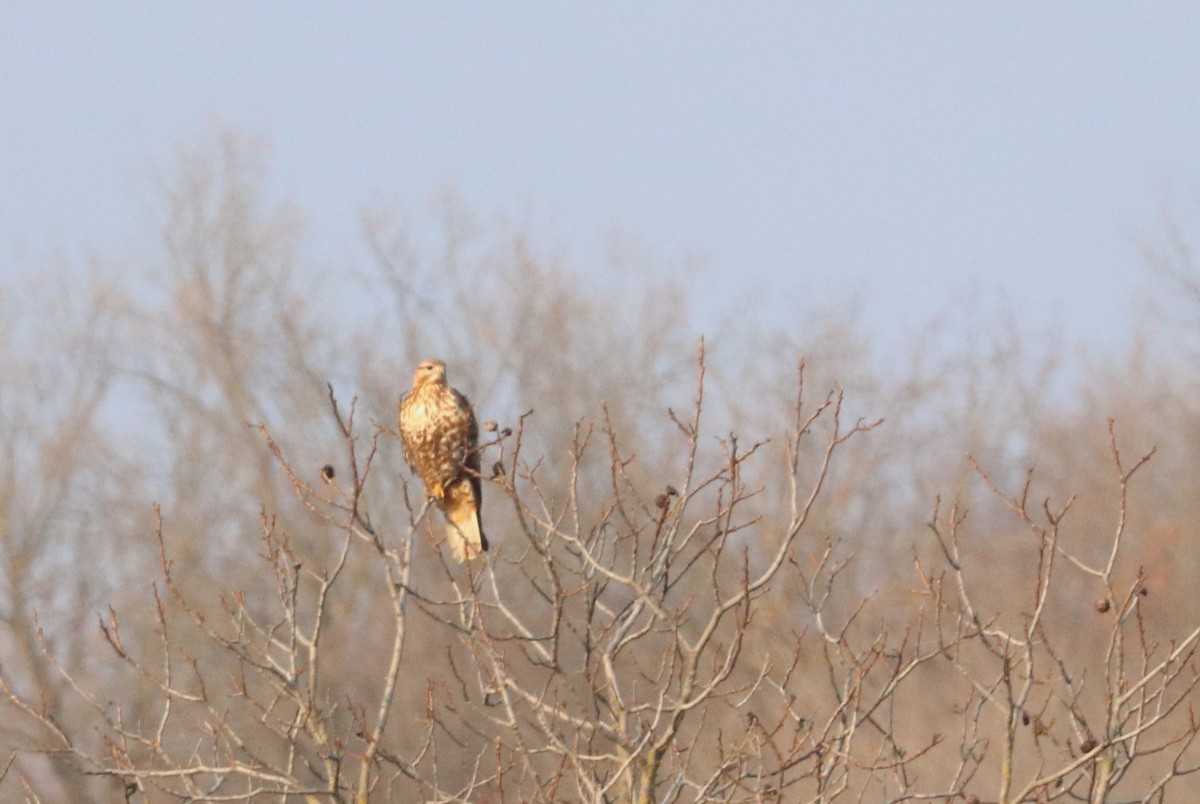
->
[445,505,485,562]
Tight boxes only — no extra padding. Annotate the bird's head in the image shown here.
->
[412,359,448,388]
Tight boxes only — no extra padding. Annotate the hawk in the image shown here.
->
[398,359,488,562]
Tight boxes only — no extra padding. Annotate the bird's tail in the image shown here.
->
[444,479,487,562]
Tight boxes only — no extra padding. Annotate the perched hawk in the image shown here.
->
[398,359,488,562]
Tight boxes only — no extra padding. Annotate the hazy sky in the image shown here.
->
[3,5,1199,348]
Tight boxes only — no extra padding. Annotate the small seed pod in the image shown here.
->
[491,461,505,478]
[320,464,336,482]
[1137,586,1149,597]
[1080,737,1098,753]
[655,494,669,509]
[500,427,513,437]
[1095,598,1110,613]
[665,485,679,496]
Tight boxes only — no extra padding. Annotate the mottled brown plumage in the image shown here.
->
[398,359,487,561]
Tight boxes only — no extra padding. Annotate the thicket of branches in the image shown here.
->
[3,128,1200,802]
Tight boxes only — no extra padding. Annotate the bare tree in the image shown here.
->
[5,127,1200,802]
[10,330,1199,801]
[0,263,146,800]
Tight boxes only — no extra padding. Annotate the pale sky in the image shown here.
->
[3,4,1199,348]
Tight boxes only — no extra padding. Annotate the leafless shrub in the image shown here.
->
[5,328,1196,803]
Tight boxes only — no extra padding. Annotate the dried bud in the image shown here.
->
[1080,737,1097,753]
[655,494,669,509]
[320,464,335,482]
[483,682,502,707]
[1095,598,1110,613]
[964,795,980,804]
[1137,586,1149,597]
[1022,711,1031,726]
[500,427,513,437]
[665,485,679,496]
[483,420,498,432]
[491,461,505,479]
